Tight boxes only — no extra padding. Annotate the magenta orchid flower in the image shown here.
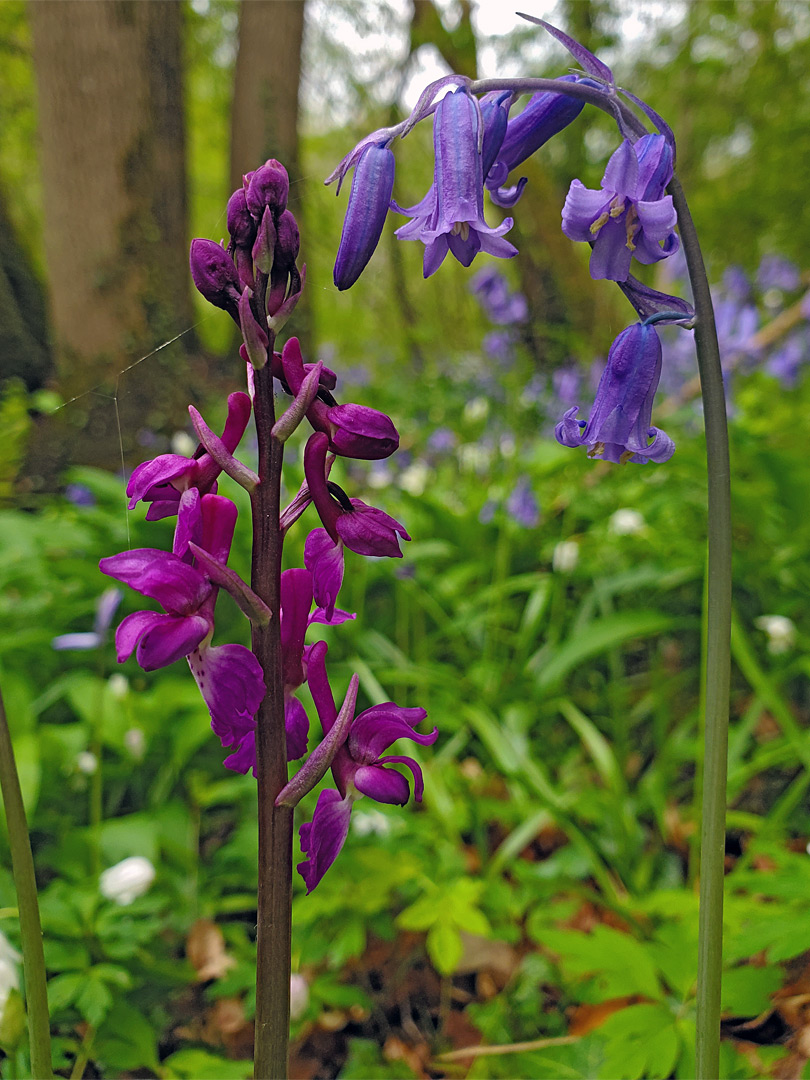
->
[297,642,437,891]
[126,392,252,520]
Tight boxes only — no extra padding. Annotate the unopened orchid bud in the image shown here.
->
[226,187,256,249]
[333,143,395,291]
[246,159,289,220]
[189,239,241,318]
[273,210,300,269]
[252,207,277,275]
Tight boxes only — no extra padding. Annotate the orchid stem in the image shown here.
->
[0,681,53,1079]
[670,175,732,1079]
[250,357,293,1080]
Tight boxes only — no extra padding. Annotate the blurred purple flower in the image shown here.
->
[757,255,800,294]
[64,483,96,508]
[470,266,528,325]
[52,588,122,651]
[505,476,540,528]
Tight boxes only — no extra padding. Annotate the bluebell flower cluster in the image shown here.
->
[328,18,693,466]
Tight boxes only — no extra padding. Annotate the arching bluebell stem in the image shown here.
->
[333,143,396,291]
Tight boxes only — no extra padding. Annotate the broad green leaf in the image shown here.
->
[540,926,663,1001]
[427,917,463,975]
[721,964,782,1014]
[598,1004,680,1080]
[529,611,680,692]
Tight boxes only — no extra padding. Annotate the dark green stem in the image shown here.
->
[669,175,732,1079]
[250,358,292,1080]
[0,683,52,1079]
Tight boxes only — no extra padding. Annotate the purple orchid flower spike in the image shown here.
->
[101,494,266,769]
[297,642,437,891]
[127,392,252,519]
[52,587,123,651]
[555,321,674,464]
[395,87,517,276]
[222,567,356,776]
[562,134,678,282]
[281,338,399,460]
[304,428,409,550]
[333,143,396,291]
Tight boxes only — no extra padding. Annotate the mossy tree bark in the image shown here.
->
[30,0,195,475]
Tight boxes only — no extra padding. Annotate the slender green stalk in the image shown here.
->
[0,682,52,1079]
[250,357,293,1080]
[669,176,732,1079]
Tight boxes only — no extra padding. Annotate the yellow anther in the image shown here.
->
[624,205,639,251]
[587,442,606,459]
[609,196,626,218]
[619,449,634,465]
[590,211,610,235]
[459,221,470,242]
[451,222,462,236]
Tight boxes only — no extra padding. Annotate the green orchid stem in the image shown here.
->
[250,357,293,1080]
[670,175,732,1079]
[0,682,52,1079]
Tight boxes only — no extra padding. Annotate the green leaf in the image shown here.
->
[427,918,463,975]
[47,971,84,1014]
[540,926,663,1001]
[76,976,113,1027]
[162,1049,253,1079]
[529,611,680,692]
[721,964,782,1015]
[397,896,439,932]
[598,1004,680,1080]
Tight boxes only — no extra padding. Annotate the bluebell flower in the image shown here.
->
[485,76,591,208]
[333,143,396,291]
[470,266,528,324]
[395,87,517,276]
[562,135,679,281]
[556,322,674,464]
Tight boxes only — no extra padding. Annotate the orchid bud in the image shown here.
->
[252,207,277,275]
[333,143,395,291]
[245,159,289,219]
[226,187,256,249]
[189,239,241,318]
[273,210,300,269]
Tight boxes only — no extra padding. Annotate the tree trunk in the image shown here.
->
[230,1,306,202]
[0,188,51,391]
[29,0,194,473]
